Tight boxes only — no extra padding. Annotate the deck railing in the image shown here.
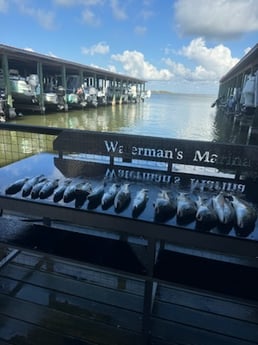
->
[0,123,61,167]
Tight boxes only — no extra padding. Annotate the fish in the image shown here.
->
[195,195,217,225]
[231,195,257,230]
[132,189,148,217]
[87,183,105,209]
[176,192,197,221]
[212,192,235,225]
[63,179,84,203]
[53,178,72,203]
[39,179,59,199]
[74,181,92,208]
[31,179,48,199]
[114,183,131,212]
[22,175,46,197]
[101,183,120,209]
[154,190,176,221]
[5,177,29,195]
[87,183,105,202]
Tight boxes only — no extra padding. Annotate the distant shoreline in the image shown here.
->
[151,90,217,97]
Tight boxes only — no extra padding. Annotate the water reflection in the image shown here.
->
[9,93,253,145]
[13,102,145,134]
[213,108,251,145]
[3,93,253,167]
[13,93,216,140]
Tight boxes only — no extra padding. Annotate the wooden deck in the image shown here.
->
[0,226,258,345]
[0,246,146,345]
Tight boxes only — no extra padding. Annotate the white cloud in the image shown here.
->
[35,9,56,30]
[107,65,117,73]
[111,39,238,84]
[111,50,172,80]
[244,47,252,55]
[81,8,101,26]
[134,26,147,35]
[54,0,75,5]
[54,0,104,5]
[140,8,154,20]
[110,0,127,20]
[81,42,110,55]
[0,0,8,12]
[163,38,239,84]
[180,38,239,77]
[48,52,59,58]
[24,47,35,52]
[174,0,258,39]
[17,3,56,30]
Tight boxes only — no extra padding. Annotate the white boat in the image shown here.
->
[0,69,39,106]
[84,86,98,107]
[97,87,107,105]
[241,72,258,108]
[128,85,138,103]
[141,89,151,101]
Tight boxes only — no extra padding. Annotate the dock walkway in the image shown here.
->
[0,215,258,345]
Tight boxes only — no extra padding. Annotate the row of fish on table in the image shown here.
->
[4,174,258,234]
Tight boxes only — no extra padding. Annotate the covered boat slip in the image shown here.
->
[0,44,146,116]
[0,124,258,344]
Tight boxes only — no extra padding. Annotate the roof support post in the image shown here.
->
[37,61,45,114]
[1,53,13,107]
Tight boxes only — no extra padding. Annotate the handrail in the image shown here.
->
[0,123,62,135]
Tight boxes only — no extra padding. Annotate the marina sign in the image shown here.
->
[53,129,258,198]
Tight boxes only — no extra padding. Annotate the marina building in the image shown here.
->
[217,43,258,144]
[217,43,258,112]
[0,44,148,118]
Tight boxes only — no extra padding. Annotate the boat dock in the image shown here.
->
[216,43,258,145]
[0,44,149,119]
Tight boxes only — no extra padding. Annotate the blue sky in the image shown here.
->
[0,0,258,95]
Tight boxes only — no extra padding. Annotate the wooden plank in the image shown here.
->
[0,340,11,345]
[0,296,144,345]
[156,284,258,324]
[11,250,145,296]
[0,315,95,345]
[0,264,144,312]
[0,249,19,269]
[151,317,256,345]
[0,277,142,332]
[152,300,258,342]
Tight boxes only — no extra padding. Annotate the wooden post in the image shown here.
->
[142,237,158,343]
[61,64,68,111]
[2,54,12,107]
[37,61,45,114]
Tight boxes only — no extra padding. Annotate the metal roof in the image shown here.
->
[0,43,146,83]
[220,43,258,83]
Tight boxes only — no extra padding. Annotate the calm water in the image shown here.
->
[13,93,218,141]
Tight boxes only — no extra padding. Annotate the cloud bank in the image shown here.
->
[111,38,239,84]
[111,50,172,80]
[174,0,258,39]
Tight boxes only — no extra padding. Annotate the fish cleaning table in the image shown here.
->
[1,128,258,345]
[0,129,258,263]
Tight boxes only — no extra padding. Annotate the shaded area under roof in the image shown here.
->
[0,43,146,83]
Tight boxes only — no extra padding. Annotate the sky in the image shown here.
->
[0,0,258,95]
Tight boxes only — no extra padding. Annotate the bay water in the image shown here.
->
[13,92,218,141]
